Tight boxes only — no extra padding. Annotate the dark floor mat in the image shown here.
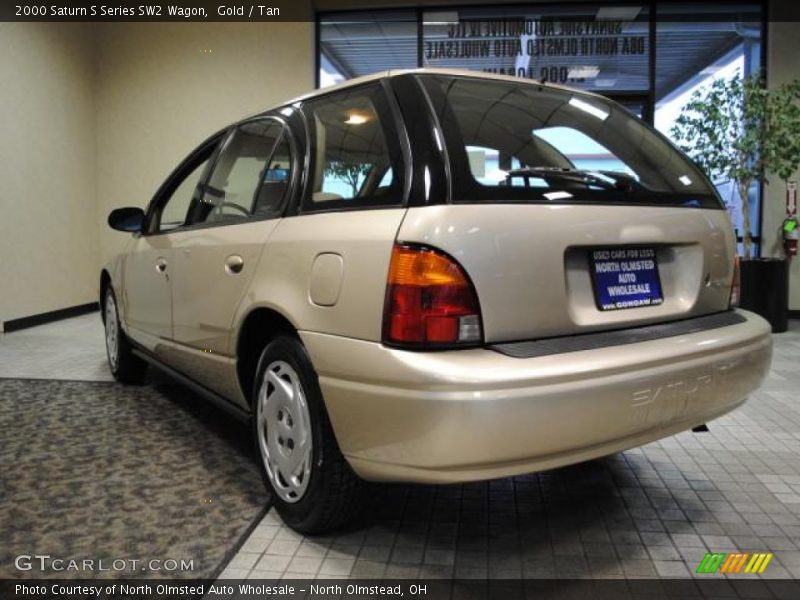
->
[0,377,268,579]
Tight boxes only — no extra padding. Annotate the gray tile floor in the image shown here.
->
[0,312,112,381]
[2,314,799,582]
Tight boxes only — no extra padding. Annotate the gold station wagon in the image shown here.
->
[101,69,772,533]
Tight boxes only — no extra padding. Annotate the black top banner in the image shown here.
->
[1,1,800,23]
[2,1,312,21]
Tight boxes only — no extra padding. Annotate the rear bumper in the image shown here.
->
[300,310,772,484]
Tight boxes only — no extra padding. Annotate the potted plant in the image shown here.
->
[671,72,800,332]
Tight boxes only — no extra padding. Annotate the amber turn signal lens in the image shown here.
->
[383,244,482,348]
[388,245,469,287]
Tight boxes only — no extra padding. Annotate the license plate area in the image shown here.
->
[590,247,663,311]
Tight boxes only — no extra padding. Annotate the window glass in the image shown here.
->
[158,159,209,232]
[422,5,649,91]
[421,74,720,207]
[654,2,762,250]
[190,121,283,226]
[318,11,417,87]
[254,136,292,218]
[303,85,404,210]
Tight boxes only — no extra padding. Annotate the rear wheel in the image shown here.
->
[104,288,147,384]
[252,335,365,534]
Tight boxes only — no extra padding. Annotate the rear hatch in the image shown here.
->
[396,73,735,343]
[397,203,734,342]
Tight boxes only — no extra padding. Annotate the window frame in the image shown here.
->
[296,80,410,215]
[144,132,223,236]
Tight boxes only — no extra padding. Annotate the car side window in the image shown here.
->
[157,158,211,232]
[301,84,404,212]
[253,134,292,219]
[188,120,285,226]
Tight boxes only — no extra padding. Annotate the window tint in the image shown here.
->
[158,158,209,232]
[302,84,404,211]
[420,75,721,208]
[254,135,291,219]
[189,120,284,226]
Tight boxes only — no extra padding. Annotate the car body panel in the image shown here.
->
[228,209,407,351]
[120,234,173,344]
[300,309,771,483]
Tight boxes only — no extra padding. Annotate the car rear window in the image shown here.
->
[419,75,721,208]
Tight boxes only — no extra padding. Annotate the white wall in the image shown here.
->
[0,21,313,329]
[0,23,97,328]
[94,22,314,266]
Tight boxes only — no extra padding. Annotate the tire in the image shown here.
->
[252,335,365,534]
[103,287,148,384]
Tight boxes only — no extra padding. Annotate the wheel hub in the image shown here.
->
[256,361,312,503]
[105,293,119,370]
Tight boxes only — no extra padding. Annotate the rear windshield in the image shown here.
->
[419,75,721,208]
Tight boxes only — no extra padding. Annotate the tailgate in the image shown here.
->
[396,204,736,343]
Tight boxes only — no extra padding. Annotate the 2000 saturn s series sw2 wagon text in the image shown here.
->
[102,69,772,533]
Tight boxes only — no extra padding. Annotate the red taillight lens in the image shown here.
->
[729,255,741,308]
[383,244,482,348]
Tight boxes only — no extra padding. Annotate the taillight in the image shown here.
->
[383,243,482,348]
[729,256,741,308]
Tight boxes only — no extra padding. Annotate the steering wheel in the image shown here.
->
[212,201,250,217]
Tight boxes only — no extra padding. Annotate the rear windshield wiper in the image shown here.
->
[506,166,639,192]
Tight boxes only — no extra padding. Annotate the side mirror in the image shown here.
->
[108,207,145,233]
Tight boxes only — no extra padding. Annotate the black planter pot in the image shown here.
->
[739,257,789,333]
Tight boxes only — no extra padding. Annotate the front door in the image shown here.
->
[169,117,295,396]
[122,143,216,352]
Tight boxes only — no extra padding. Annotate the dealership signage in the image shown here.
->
[425,17,646,84]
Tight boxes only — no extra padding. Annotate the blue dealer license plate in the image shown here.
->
[590,248,663,311]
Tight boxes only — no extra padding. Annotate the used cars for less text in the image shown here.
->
[102,70,772,533]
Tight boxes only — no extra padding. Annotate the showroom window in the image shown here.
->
[318,2,764,243]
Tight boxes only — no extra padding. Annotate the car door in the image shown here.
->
[167,117,295,397]
[121,140,217,351]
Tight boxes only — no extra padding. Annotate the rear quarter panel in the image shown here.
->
[229,208,407,351]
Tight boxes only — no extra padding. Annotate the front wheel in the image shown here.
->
[104,288,147,384]
[252,335,365,534]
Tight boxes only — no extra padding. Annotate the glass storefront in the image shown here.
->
[318,2,764,247]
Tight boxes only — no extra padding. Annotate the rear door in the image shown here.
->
[168,117,296,391]
[393,74,735,342]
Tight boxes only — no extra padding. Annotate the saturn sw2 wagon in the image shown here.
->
[101,69,773,533]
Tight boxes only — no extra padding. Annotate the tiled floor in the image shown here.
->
[2,314,799,582]
[0,312,111,381]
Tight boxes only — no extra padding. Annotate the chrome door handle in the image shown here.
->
[155,258,168,273]
[225,254,244,275]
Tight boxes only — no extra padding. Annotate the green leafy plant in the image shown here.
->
[324,160,370,198]
[671,72,800,259]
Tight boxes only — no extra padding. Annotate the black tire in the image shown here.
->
[252,335,365,534]
[103,287,148,384]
